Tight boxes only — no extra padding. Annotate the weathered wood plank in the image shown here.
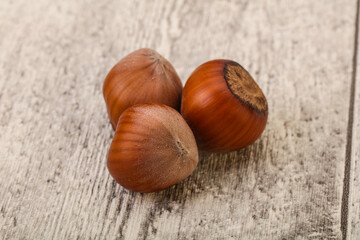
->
[0,0,357,239]
[350,67,360,238]
[349,1,360,239]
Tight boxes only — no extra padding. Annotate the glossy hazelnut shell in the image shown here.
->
[107,103,199,193]
[103,48,183,129]
[181,59,268,152]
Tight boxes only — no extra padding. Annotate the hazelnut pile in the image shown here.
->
[103,48,268,193]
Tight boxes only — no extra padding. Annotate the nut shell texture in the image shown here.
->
[103,48,183,129]
[107,103,199,193]
[181,59,268,152]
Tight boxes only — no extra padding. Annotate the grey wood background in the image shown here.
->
[0,0,359,239]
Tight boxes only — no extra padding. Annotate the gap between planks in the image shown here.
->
[341,0,360,239]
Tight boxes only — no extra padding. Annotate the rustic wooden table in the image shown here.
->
[1,0,359,239]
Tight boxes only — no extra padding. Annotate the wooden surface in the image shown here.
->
[0,0,359,239]
[350,3,360,238]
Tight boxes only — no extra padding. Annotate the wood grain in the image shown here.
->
[350,62,360,239]
[0,0,358,239]
[349,1,360,239]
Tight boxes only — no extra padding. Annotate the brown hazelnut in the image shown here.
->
[107,103,199,192]
[103,48,183,129]
[181,59,268,152]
